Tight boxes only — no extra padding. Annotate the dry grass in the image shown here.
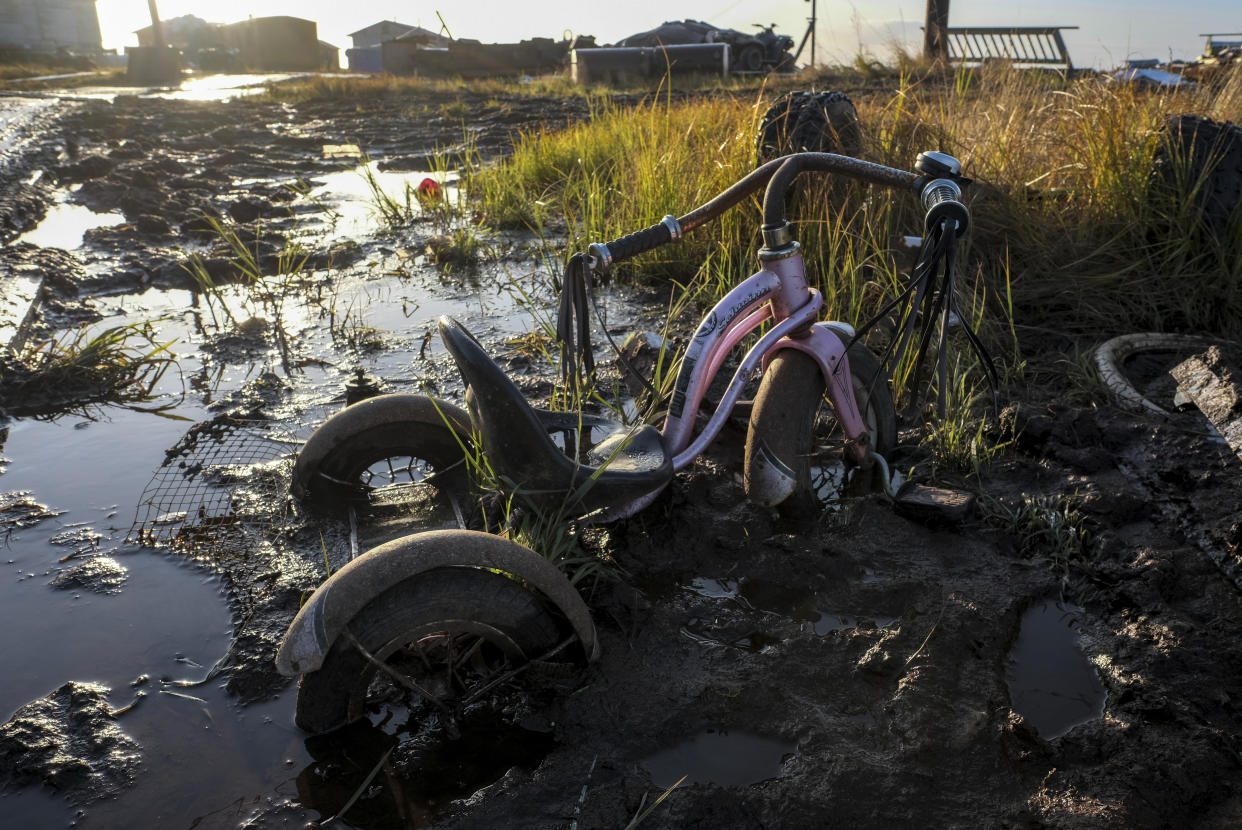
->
[467,62,1242,340]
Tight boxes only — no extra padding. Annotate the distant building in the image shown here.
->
[349,21,416,50]
[347,20,447,72]
[0,0,102,54]
[135,14,224,52]
[221,16,320,72]
[319,40,340,71]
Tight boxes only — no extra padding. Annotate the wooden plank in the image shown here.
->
[1171,347,1242,462]
[0,271,45,353]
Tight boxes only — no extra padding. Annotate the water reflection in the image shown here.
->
[1005,599,1108,738]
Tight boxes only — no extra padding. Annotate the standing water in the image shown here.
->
[1005,599,1108,738]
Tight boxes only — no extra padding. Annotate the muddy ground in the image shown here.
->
[1,84,1241,829]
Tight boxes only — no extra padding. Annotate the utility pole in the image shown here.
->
[791,0,817,69]
[807,0,816,68]
[924,0,949,65]
[147,0,166,50]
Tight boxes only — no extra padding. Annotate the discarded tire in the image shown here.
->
[756,90,862,163]
[1152,114,1242,237]
[756,91,810,162]
[294,566,565,734]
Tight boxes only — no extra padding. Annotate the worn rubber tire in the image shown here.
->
[736,44,765,73]
[295,567,564,734]
[789,90,862,157]
[1153,114,1242,237]
[756,91,810,163]
[744,344,896,517]
[292,393,472,510]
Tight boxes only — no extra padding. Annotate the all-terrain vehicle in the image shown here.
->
[617,19,795,72]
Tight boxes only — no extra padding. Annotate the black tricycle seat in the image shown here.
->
[438,317,672,515]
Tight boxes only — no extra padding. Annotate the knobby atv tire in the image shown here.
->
[789,91,862,158]
[756,91,811,163]
[736,44,765,73]
[295,567,565,734]
[744,344,896,518]
[1153,114,1242,237]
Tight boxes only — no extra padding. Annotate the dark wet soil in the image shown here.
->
[1,83,1241,829]
[0,681,141,804]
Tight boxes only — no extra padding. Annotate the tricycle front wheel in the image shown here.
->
[744,345,896,517]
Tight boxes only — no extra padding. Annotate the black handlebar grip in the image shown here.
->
[921,178,970,237]
[592,221,674,268]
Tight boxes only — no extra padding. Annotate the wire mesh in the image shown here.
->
[129,414,301,548]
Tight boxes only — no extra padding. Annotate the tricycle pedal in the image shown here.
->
[893,482,975,523]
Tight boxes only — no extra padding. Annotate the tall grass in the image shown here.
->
[256,70,774,106]
[856,62,1242,337]
[467,90,910,335]
[470,63,1242,341]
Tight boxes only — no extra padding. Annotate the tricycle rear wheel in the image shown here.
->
[292,393,473,515]
[295,567,565,735]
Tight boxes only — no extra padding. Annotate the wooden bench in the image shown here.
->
[946,26,1077,72]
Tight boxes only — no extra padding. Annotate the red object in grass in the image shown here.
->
[418,178,442,200]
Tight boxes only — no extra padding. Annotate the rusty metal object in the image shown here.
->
[572,44,728,84]
[126,0,180,83]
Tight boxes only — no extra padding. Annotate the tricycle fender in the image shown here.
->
[275,529,599,676]
[290,394,473,499]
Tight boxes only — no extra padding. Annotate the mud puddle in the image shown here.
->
[0,116,647,823]
[297,716,556,829]
[307,162,461,240]
[1005,598,1107,739]
[63,72,315,104]
[684,576,898,637]
[642,730,795,788]
[12,194,122,250]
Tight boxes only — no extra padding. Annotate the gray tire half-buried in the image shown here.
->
[295,567,564,734]
[291,393,472,509]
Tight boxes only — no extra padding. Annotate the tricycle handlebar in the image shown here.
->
[589,152,946,270]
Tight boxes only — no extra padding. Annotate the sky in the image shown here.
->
[94,1,1242,70]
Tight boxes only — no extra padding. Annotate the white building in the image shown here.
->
[0,0,102,53]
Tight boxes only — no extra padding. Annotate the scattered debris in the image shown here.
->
[50,555,128,594]
[0,490,62,532]
[1093,332,1214,416]
[1172,345,1242,459]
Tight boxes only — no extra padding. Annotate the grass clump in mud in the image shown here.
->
[985,492,1097,594]
[361,153,492,271]
[181,214,316,368]
[0,322,178,417]
[424,226,488,271]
